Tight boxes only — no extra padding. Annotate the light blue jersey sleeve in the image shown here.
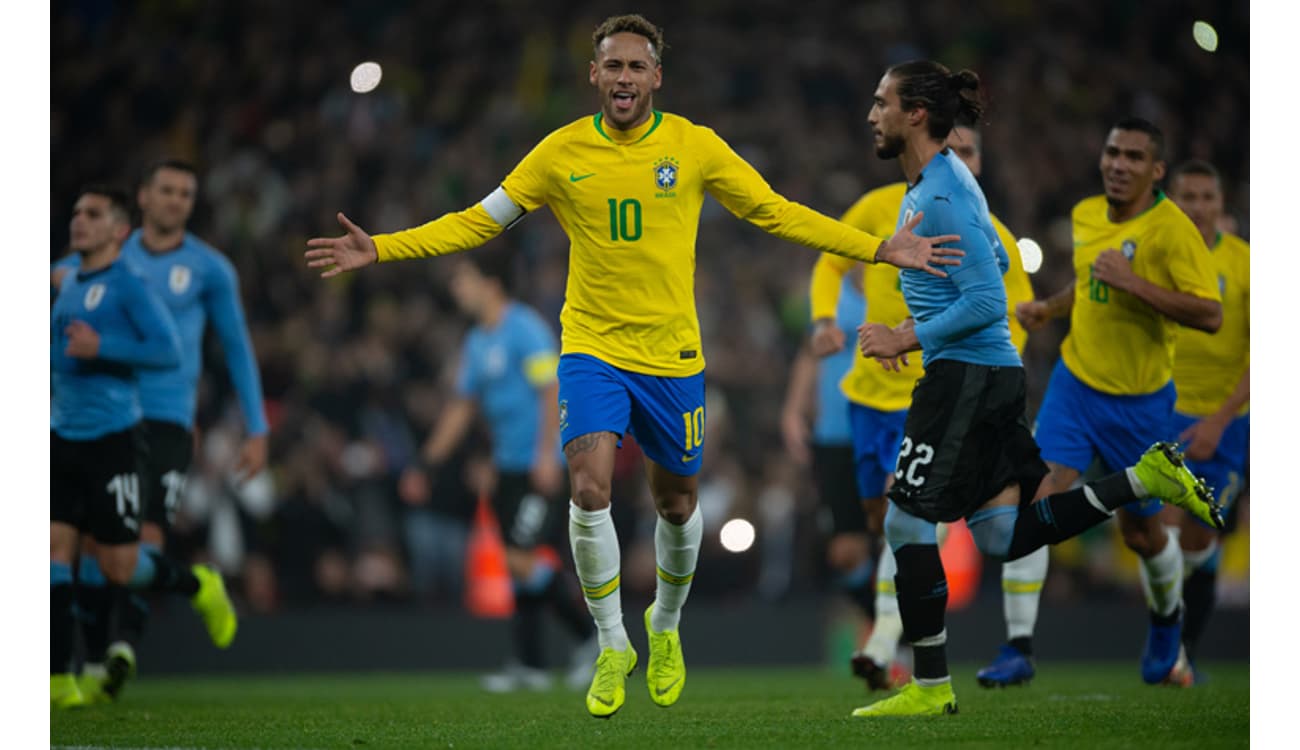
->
[912,208,1008,354]
[202,253,268,435]
[98,271,182,370]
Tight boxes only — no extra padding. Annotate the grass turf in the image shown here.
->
[51,662,1248,749]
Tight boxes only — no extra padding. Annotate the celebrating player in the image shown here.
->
[306,14,963,719]
[1011,120,1225,686]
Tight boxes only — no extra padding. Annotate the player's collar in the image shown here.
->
[593,110,663,144]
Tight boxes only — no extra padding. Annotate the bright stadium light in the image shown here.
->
[720,518,756,553]
[1193,21,1219,52]
[1017,237,1044,274]
[350,61,383,93]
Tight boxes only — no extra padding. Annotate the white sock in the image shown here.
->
[1182,539,1219,577]
[1001,546,1048,640]
[650,507,703,633]
[862,544,903,665]
[568,502,627,650]
[1137,526,1184,617]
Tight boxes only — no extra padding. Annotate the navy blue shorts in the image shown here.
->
[557,354,706,476]
[1034,359,1176,517]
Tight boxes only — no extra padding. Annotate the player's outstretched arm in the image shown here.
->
[875,211,963,278]
[305,212,379,278]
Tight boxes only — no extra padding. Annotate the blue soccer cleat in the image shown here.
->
[976,644,1035,687]
[1141,613,1184,684]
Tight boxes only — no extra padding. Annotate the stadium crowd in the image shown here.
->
[51,0,1249,613]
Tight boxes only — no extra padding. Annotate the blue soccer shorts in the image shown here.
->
[849,403,908,500]
[557,353,706,477]
[1034,359,1176,517]
[1170,411,1249,527]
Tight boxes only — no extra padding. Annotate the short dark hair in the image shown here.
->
[592,14,664,64]
[76,184,132,224]
[142,158,198,185]
[1110,117,1165,160]
[1169,159,1221,187]
[887,60,984,140]
[467,245,517,297]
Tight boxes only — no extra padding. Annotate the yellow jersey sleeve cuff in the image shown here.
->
[373,204,504,262]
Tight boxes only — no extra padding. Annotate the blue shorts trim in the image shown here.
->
[557,354,705,476]
[849,403,908,499]
[1171,411,1249,524]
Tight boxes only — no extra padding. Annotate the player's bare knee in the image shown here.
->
[655,490,696,525]
[571,478,611,511]
[96,547,137,585]
[1119,520,1165,558]
[140,522,166,548]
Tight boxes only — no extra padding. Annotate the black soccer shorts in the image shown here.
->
[51,425,146,545]
[812,442,867,535]
[886,360,1048,524]
[495,470,565,550]
[140,419,194,530]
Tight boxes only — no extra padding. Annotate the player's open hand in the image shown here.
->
[810,318,845,357]
[64,320,100,359]
[306,212,379,278]
[877,211,963,278]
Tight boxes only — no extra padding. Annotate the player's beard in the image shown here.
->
[875,132,905,160]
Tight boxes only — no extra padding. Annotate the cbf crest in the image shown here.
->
[558,400,569,431]
[169,265,193,295]
[654,156,679,196]
[1120,239,1138,261]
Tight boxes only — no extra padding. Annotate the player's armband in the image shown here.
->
[481,186,526,229]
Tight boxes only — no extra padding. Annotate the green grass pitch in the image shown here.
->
[51,662,1248,749]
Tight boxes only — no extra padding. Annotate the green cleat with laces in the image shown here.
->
[1133,442,1223,529]
[644,603,686,707]
[852,680,959,718]
[586,645,637,719]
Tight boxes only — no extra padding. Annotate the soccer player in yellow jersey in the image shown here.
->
[807,123,1039,691]
[1015,118,1224,685]
[304,14,963,719]
[1163,160,1249,684]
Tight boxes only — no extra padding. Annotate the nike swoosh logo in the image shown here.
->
[591,694,614,706]
[681,454,698,463]
[569,172,596,182]
[655,677,682,696]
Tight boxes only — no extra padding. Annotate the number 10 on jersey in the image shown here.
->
[608,199,642,242]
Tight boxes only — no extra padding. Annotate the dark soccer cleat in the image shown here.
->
[976,644,1035,688]
[851,653,902,691]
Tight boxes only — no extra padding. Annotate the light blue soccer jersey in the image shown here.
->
[51,259,181,440]
[813,277,864,445]
[897,149,1020,368]
[456,302,559,471]
[55,230,267,434]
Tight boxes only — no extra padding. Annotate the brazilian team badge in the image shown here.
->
[1120,239,1137,261]
[654,156,679,191]
[559,400,568,431]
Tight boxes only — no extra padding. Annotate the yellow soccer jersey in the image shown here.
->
[1061,193,1221,396]
[1173,232,1249,416]
[810,183,1033,412]
[376,111,885,377]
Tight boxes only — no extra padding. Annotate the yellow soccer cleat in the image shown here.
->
[851,680,958,718]
[191,564,238,648]
[585,645,637,719]
[1133,442,1224,530]
[51,673,86,710]
[644,603,686,707]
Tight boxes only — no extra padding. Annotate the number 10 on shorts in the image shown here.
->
[681,406,705,452]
